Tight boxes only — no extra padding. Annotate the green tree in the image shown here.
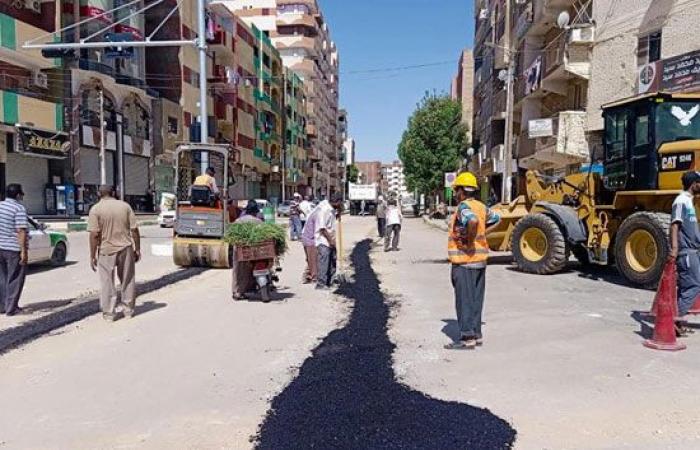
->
[346,164,359,183]
[398,93,470,197]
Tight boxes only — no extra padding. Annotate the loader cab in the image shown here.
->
[602,93,700,192]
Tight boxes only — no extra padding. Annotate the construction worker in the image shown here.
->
[193,167,219,195]
[445,172,500,350]
[670,171,700,335]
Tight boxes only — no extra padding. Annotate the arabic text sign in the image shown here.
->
[661,50,700,93]
[528,118,554,138]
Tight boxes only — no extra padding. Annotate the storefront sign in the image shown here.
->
[528,118,554,138]
[16,127,70,159]
[661,51,700,93]
[638,50,700,94]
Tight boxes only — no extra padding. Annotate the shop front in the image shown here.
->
[3,126,71,216]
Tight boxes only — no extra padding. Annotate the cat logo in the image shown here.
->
[661,153,694,172]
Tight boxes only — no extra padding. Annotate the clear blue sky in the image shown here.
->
[322,0,474,163]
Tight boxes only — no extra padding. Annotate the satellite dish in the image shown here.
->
[497,70,508,81]
[467,147,475,157]
[557,11,571,29]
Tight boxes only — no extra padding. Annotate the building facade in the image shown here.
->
[355,161,382,186]
[451,49,474,139]
[381,161,409,199]
[0,2,71,215]
[218,0,342,199]
[473,0,700,199]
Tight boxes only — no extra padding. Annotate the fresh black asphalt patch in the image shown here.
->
[255,239,517,449]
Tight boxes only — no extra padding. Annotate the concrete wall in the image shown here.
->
[587,0,700,131]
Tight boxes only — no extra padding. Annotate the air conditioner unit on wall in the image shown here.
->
[24,0,41,13]
[515,0,528,4]
[479,9,489,20]
[31,71,48,89]
[569,26,596,44]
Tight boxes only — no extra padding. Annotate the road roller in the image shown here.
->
[172,143,233,268]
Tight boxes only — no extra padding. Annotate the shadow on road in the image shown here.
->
[254,239,517,449]
[0,268,206,356]
[26,261,78,275]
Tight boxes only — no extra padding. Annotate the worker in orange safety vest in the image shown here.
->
[444,172,500,350]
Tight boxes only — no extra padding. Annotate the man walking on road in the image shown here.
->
[301,204,320,284]
[289,193,303,241]
[384,199,402,251]
[88,185,141,321]
[445,173,500,350]
[315,194,342,290]
[0,184,28,316]
[670,171,700,334]
[376,195,387,238]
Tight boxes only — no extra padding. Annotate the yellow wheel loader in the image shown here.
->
[489,92,700,288]
[172,143,234,268]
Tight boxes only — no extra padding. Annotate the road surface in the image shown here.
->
[1,217,700,449]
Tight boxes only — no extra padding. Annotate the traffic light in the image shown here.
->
[41,48,76,59]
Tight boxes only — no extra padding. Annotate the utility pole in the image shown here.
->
[281,72,287,203]
[99,87,107,186]
[501,0,516,204]
[197,0,210,176]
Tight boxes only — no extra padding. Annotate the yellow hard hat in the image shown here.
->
[452,172,479,190]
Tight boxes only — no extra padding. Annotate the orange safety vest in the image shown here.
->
[447,199,489,266]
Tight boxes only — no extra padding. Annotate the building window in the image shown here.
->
[606,111,628,160]
[637,31,662,66]
[167,116,178,135]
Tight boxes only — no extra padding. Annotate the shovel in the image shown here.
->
[335,214,349,284]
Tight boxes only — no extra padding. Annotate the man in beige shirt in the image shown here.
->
[88,185,141,321]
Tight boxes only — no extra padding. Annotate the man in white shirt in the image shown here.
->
[315,194,343,290]
[384,199,403,252]
[299,195,313,228]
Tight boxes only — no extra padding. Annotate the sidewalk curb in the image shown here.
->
[422,215,448,232]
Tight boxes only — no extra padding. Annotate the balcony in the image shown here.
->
[542,28,593,83]
[208,65,237,105]
[518,111,589,169]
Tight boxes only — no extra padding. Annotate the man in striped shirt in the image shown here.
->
[0,184,29,316]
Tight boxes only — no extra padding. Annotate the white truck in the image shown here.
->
[348,183,378,216]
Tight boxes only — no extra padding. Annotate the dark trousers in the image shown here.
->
[451,265,486,339]
[0,250,26,314]
[377,218,386,237]
[677,251,700,316]
[385,224,401,250]
[317,244,337,287]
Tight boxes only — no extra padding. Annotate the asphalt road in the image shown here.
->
[1,226,177,332]
[2,217,699,449]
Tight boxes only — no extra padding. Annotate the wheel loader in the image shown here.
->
[488,92,700,287]
[172,143,234,268]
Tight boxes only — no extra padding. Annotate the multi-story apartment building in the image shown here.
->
[59,0,159,214]
[474,0,700,199]
[451,49,474,139]
[381,161,409,199]
[218,0,341,199]
[355,161,382,187]
[0,2,69,215]
[283,67,308,197]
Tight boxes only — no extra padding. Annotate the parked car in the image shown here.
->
[277,201,292,217]
[158,210,176,228]
[28,218,69,266]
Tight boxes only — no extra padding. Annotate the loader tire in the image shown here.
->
[512,214,569,275]
[615,212,670,288]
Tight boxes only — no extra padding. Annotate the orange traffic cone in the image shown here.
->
[688,294,700,315]
[644,261,686,351]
